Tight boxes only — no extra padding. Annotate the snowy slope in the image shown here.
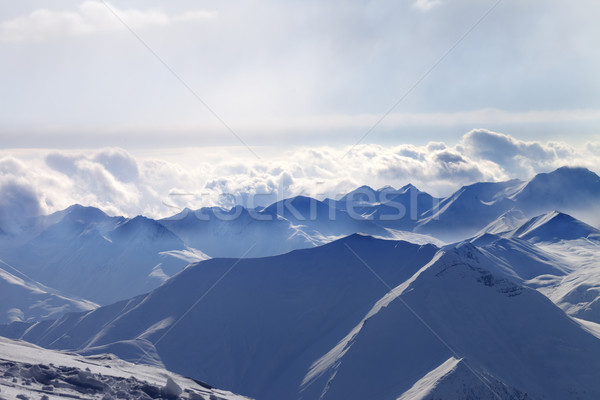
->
[0,206,194,305]
[413,167,600,242]
[301,244,600,400]
[476,209,528,236]
[507,211,600,243]
[397,357,530,400]
[5,231,600,399]
[0,336,251,400]
[1,235,438,400]
[0,258,97,324]
[460,212,600,328]
[414,179,523,241]
[532,238,600,324]
[512,166,600,220]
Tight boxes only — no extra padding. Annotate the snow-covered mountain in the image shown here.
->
[472,211,600,324]
[0,258,96,324]
[506,211,600,243]
[1,166,600,399]
[301,243,600,400]
[334,184,442,232]
[1,235,439,400]
[4,224,600,399]
[159,205,321,258]
[0,205,195,305]
[1,167,597,301]
[513,166,600,217]
[0,336,251,400]
[415,167,600,241]
[414,179,523,241]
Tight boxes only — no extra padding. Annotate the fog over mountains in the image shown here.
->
[1,166,600,399]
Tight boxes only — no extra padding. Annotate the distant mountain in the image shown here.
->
[262,195,389,237]
[160,205,320,258]
[507,211,600,243]
[513,166,600,215]
[337,184,441,231]
[1,166,599,309]
[0,258,97,324]
[414,167,600,241]
[413,179,523,241]
[0,205,191,305]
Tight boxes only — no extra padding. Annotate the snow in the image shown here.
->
[301,244,600,400]
[1,166,600,399]
[396,357,529,400]
[0,336,251,400]
[2,235,439,400]
[0,258,97,324]
[0,206,195,305]
[5,227,600,399]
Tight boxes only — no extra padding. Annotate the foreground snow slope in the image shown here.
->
[0,259,97,324]
[0,336,251,400]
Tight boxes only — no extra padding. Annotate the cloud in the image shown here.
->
[0,179,42,234]
[1,130,599,219]
[93,148,139,182]
[412,0,443,12]
[458,128,592,177]
[0,1,216,42]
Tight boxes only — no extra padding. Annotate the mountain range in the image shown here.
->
[1,166,600,399]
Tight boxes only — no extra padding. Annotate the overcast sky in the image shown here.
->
[1,1,599,218]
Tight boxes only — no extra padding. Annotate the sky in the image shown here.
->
[0,0,599,219]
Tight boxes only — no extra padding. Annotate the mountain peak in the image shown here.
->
[63,204,110,221]
[509,210,600,243]
[399,183,417,192]
[515,166,600,207]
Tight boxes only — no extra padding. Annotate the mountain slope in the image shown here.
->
[0,258,97,324]
[301,244,600,400]
[507,211,600,243]
[513,166,600,217]
[159,206,319,258]
[397,357,530,400]
[1,235,438,400]
[413,167,600,242]
[414,179,523,241]
[0,206,192,305]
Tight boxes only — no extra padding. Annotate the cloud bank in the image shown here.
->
[0,130,598,223]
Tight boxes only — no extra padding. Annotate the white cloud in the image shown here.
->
[412,0,443,12]
[0,1,216,42]
[458,129,597,177]
[1,130,598,220]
